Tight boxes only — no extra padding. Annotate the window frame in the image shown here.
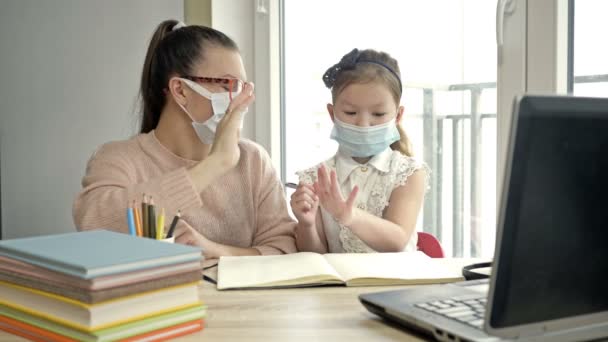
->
[208,0,571,256]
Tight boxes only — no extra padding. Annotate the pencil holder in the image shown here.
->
[160,236,175,243]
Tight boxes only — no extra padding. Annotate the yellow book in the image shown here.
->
[217,252,486,290]
[0,280,201,332]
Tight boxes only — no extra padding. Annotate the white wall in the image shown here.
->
[0,0,183,238]
[210,0,282,173]
[210,0,256,141]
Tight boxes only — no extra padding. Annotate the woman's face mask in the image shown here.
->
[330,117,401,157]
[176,77,245,144]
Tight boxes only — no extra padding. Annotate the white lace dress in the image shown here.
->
[296,147,429,253]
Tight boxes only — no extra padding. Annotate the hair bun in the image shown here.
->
[322,48,361,89]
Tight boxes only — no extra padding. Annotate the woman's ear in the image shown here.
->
[396,105,405,124]
[327,103,335,122]
[168,77,188,106]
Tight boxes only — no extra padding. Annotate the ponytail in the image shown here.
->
[138,20,238,133]
[391,124,414,157]
[140,20,178,134]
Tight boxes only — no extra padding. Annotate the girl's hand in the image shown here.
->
[209,82,255,172]
[314,165,359,226]
[290,183,319,227]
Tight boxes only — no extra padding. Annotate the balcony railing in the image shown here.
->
[411,74,608,257]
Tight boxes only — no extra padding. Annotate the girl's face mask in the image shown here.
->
[330,117,401,157]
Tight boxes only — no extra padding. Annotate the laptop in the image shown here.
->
[359,95,608,342]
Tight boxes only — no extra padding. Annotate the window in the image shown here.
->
[571,0,608,96]
[282,0,498,257]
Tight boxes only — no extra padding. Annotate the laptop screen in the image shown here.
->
[490,96,608,328]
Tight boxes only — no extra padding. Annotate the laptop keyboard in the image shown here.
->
[415,297,487,330]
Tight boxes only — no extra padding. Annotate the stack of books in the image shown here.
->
[0,230,206,341]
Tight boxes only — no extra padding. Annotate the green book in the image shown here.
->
[0,304,206,342]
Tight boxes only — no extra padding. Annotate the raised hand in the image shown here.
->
[209,82,255,172]
[313,165,359,226]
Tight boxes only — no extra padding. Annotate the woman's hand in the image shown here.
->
[314,165,359,226]
[208,82,256,172]
[188,83,255,192]
[173,218,261,259]
[290,183,319,227]
[173,219,221,259]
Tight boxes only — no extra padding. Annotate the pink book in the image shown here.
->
[0,256,203,303]
[0,255,201,290]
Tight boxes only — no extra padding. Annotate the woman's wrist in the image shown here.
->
[188,155,227,192]
[198,233,259,258]
[200,237,222,259]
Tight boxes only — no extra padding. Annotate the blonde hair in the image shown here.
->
[323,49,413,157]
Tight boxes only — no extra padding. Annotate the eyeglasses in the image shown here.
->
[183,76,244,100]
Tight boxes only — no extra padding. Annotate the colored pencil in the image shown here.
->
[142,194,149,238]
[133,200,143,237]
[126,206,136,236]
[157,208,165,240]
[166,210,181,238]
[148,197,156,240]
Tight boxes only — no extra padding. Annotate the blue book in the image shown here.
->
[0,230,202,279]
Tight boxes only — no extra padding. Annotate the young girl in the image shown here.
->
[291,48,428,254]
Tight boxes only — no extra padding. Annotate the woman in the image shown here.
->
[73,20,296,259]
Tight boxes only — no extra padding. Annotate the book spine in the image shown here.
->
[0,250,85,278]
[120,319,204,342]
[89,253,201,278]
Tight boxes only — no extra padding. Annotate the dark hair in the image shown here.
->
[139,20,238,133]
[322,48,413,156]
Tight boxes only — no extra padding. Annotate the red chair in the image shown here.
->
[417,232,444,258]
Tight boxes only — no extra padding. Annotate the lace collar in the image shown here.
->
[334,147,393,184]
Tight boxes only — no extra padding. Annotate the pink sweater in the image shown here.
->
[73,131,296,255]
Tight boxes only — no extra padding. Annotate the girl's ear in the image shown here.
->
[396,105,405,124]
[168,77,188,106]
[327,103,335,122]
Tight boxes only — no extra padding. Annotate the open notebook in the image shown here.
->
[218,252,480,290]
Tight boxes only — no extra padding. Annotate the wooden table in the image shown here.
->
[0,281,429,342]
[177,281,427,342]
